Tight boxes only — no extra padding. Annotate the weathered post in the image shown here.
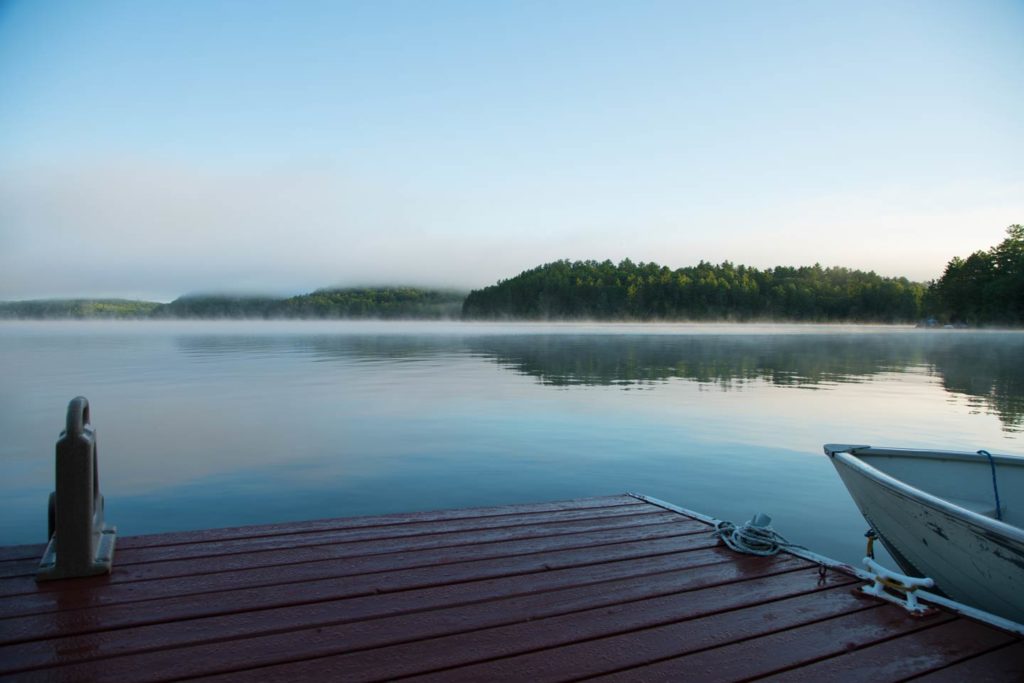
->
[37,397,117,581]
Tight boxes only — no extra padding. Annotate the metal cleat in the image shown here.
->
[37,397,117,581]
[859,557,935,614]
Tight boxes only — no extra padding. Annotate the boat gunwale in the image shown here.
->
[826,444,1024,467]
[826,447,1024,544]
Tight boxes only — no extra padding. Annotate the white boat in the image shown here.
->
[824,444,1024,623]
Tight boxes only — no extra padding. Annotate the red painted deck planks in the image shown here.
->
[3,520,708,599]
[761,618,1019,682]
[0,521,697,602]
[0,495,646,577]
[5,557,819,682]
[906,641,1024,682]
[0,532,725,645]
[117,495,647,550]
[7,557,804,678]
[402,587,889,683]
[589,607,963,681]
[197,569,860,683]
[45,501,666,569]
[0,516,708,613]
[0,532,722,645]
[0,494,1020,682]
[0,508,689,595]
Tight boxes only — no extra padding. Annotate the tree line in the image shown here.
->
[462,225,1022,324]
[928,225,1023,326]
[462,260,925,322]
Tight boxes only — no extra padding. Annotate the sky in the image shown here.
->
[1,0,1022,301]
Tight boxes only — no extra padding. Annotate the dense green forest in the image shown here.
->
[462,225,1023,323]
[462,260,926,321]
[928,225,1024,326]
[277,287,463,318]
[0,288,465,320]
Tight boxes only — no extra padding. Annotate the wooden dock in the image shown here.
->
[1,494,1021,681]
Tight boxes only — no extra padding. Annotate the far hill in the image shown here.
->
[272,287,464,319]
[0,287,465,320]
[0,299,162,319]
[149,295,281,318]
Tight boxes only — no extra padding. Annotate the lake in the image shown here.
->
[1,321,1021,566]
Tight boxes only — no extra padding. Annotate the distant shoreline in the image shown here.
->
[4,231,1021,326]
[3,318,1007,330]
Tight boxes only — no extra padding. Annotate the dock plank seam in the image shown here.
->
[1,528,718,617]
[899,641,1024,682]
[5,562,829,680]
[106,509,681,566]
[759,616,1021,681]
[0,496,646,561]
[0,518,709,600]
[0,556,813,672]
[0,545,765,646]
[117,499,650,552]
[136,573,865,683]
[0,508,689,581]
[584,605,960,682]
[212,574,866,683]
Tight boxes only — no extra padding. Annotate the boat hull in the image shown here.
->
[828,449,1024,623]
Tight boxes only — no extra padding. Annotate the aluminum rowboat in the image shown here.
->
[824,444,1024,623]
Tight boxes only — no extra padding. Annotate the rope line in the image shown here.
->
[978,450,1003,521]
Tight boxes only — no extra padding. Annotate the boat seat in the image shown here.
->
[945,497,1001,519]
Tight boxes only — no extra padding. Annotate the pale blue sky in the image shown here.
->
[1,0,1022,300]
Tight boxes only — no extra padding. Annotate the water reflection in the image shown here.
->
[480,333,1024,432]
[176,330,1024,432]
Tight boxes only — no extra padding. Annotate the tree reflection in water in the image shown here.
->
[178,329,1024,433]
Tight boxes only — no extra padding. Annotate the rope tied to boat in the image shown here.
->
[713,513,807,556]
[978,450,1003,521]
[865,528,877,559]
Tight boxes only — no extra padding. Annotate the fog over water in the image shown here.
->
[2,3,1023,300]
[1,321,1021,565]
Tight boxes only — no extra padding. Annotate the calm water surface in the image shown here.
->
[1,321,1022,565]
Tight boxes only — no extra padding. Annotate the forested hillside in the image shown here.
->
[273,288,464,318]
[462,259,926,322]
[149,295,281,318]
[149,288,464,319]
[929,225,1023,326]
[0,288,465,319]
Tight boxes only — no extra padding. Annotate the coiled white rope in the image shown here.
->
[713,513,806,556]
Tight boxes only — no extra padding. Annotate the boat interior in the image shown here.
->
[851,448,1022,528]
